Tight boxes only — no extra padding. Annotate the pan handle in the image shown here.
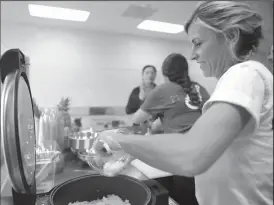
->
[143,179,169,205]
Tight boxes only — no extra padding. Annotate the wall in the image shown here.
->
[1,1,272,108]
[247,1,273,71]
[1,41,8,54]
[1,23,217,107]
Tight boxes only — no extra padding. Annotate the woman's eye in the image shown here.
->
[195,42,201,47]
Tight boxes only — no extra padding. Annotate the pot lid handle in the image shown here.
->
[0,48,25,83]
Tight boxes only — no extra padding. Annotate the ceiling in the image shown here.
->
[1,1,199,41]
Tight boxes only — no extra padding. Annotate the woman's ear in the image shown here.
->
[224,28,241,58]
[225,28,240,44]
[231,28,240,45]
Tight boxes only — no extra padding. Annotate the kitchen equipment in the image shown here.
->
[0,57,2,166]
[69,125,146,163]
[68,129,96,152]
[35,151,60,195]
[84,126,147,176]
[0,49,36,205]
[48,174,169,205]
[38,108,65,150]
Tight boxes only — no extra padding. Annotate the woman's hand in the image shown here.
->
[139,81,153,100]
[94,130,122,153]
[151,118,164,134]
[92,129,132,176]
[139,84,146,100]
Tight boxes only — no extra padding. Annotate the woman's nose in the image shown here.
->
[267,54,273,61]
[267,47,273,61]
[190,51,199,61]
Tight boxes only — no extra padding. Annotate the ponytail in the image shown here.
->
[168,74,203,110]
[162,53,203,111]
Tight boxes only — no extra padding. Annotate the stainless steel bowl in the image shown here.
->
[68,130,97,151]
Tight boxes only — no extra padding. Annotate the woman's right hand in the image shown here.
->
[151,118,164,134]
[94,130,122,152]
[139,84,145,100]
[91,130,132,176]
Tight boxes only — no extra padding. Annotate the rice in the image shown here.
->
[68,194,131,205]
[103,161,125,176]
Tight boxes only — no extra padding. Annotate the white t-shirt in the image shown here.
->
[196,60,273,205]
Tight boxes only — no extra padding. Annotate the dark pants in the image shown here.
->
[155,176,199,205]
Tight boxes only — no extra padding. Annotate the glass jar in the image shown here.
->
[35,140,60,194]
[35,108,63,194]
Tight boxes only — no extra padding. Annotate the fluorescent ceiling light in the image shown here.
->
[28,4,90,22]
[137,20,184,34]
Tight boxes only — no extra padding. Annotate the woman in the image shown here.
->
[125,65,157,115]
[268,45,273,129]
[131,54,209,205]
[131,53,209,134]
[71,118,82,133]
[98,2,273,205]
[268,45,273,63]
[268,45,273,74]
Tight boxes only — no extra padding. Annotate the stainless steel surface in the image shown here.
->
[0,77,2,166]
[17,76,36,185]
[1,72,24,192]
[70,126,145,153]
[1,49,36,195]
[68,131,96,151]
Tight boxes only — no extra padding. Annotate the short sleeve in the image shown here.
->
[141,83,179,116]
[192,82,210,104]
[202,62,265,134]
[125,87,142,114]
[198,85,210,102]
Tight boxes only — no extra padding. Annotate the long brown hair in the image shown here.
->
[162,53,202,109]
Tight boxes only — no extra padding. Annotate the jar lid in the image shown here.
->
[0,49,36,194]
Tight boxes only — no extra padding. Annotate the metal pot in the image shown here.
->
[48,174,169,205]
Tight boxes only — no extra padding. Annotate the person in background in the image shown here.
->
[130,53,209,205]
[131,53,210,134]
[267,45,273,129]
[125,65,157,115]
[268,45,273,62]
[268,45,273,73]
[71,118,82,133]
[98,2,273,205]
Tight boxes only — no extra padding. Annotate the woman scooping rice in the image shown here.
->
[94,2,273,205]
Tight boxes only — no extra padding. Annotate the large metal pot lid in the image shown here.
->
[0,49,36,194]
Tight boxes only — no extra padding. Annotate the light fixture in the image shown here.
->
[137,20,184,34]
[28,4,90,22]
